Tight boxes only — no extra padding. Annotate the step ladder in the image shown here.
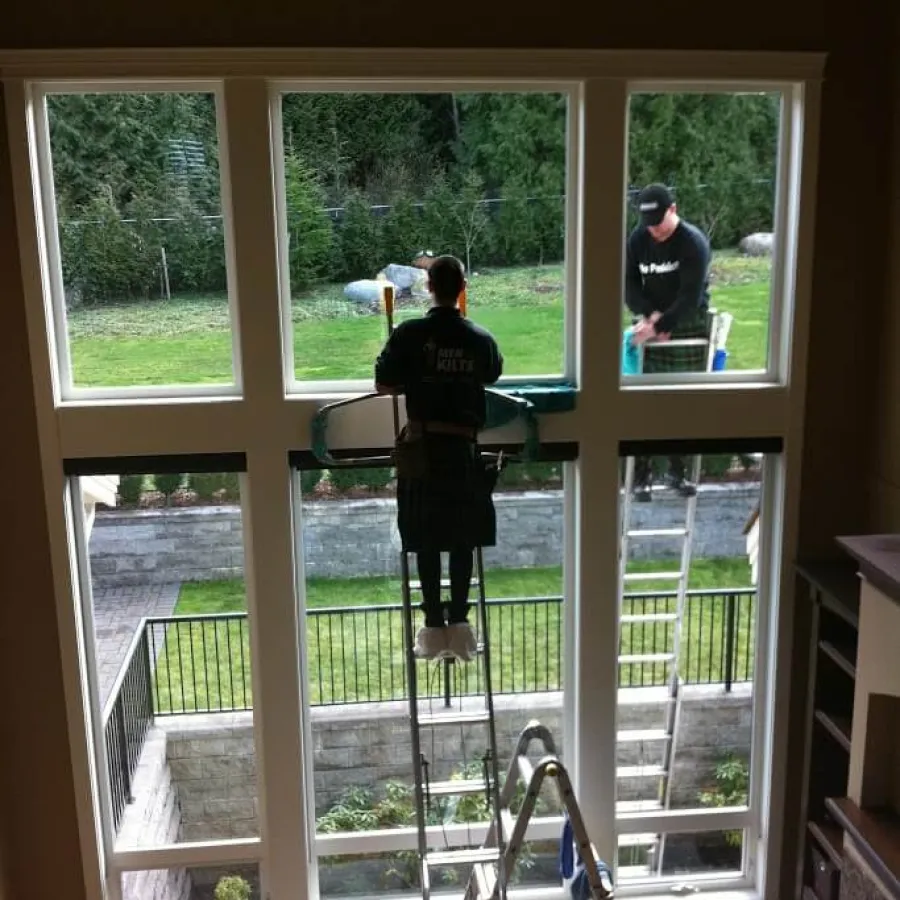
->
[461,721,614,900]
[618,308,719,877]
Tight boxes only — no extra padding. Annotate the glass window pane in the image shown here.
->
[121,863,261,900]
[279,91,569,385]
[296,460,568,872]
[622,90,783,379]
[46,91,235,390]
[617,829,744,883]
[616,451,763,878]
[78,471,258,848]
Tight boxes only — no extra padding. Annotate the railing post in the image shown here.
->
[115,701,133,803]
[140,623,154,719]
[443,658,452,707]
[724,592,736,693]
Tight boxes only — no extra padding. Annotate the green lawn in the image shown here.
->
[151,558,755,712]
[69,253,771,387]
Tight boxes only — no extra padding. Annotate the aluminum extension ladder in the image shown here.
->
[616,311,728,877]
[400,544,510,900]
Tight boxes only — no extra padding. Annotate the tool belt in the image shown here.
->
[392,419,478,480]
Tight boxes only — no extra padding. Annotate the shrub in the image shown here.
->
[335,189,383,282]
[326,466,393,495]
[283,153,334,290]
[697,753,748,847]
[219,472,241,501]
[300,469,321,495]
[498,461,561,489]
[187,472,226,501]
[117,474,145,505]
[214,875,251,900]
[153,473,183,499]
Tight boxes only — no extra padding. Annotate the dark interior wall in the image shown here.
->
[0,3,895,899]
[868,10,900,532]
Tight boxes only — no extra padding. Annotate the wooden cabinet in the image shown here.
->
[796,562,861,900]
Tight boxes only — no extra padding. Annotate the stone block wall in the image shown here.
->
[162,714,260,841]
[120,687,751,898]
[138,686,750,843]
[89,484,759,587]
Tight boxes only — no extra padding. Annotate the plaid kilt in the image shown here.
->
[642,311,710,374]
[396,436,498,552]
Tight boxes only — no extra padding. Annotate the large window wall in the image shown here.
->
[2,49,822,900]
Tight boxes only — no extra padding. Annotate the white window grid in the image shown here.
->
[1,47,824,900]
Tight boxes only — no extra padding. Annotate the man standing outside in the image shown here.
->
[374,255,504,662]
[624,183,712,502]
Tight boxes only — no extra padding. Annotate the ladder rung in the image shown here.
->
[616,799,663,813]
[618,652,675,664]
[617,687,673,705]
[408,578,481,591]
[473,862,497,900]
[427,778,488,798]
[617,728,670,743]
[426,848,500,867]
[500,808,515,841]
[620,612,678,624]
[617,764,666,778]
[419,710,491,727]
[626,528,689,539]
[623,571,684,582]
[618,832,659,847]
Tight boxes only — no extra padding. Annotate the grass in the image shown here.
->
[68,252,771,387]
[151,557,755,712]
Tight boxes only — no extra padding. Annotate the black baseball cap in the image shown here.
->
[636,183,674,226]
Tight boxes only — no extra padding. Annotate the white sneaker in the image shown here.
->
[414,626,448,660]
[445,623,478,662]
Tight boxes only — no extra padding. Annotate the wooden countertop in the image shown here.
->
[826,797,900,900]
[837,535,900,608]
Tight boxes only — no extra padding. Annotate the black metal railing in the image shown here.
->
[103,623,154,832]
[142,588,754,714]
[102,588,754,829]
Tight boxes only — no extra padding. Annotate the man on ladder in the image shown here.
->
[374,254,504,662]
[624,183,712,502]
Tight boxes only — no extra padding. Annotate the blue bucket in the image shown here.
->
[712,348,728,372]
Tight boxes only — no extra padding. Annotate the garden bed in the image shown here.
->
[108,456,761,511]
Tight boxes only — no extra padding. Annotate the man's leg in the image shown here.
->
[666,455,697,497]
[447,548,474,624]
[415,550,445,627]
[633,455,653,502]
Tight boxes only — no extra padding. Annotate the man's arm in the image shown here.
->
[654,232,710,335]
[374,328,406,394]
[485,339,503,385]
[624,231,650,318]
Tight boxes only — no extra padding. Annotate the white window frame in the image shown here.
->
[29,79,245,403]
[618,80,803,390]
[270,79,581,394]
[1,46,823,900]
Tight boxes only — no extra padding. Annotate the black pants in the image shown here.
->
[416,548,474,626]
[634,455,688,488]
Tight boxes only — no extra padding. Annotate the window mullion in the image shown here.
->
[571,77,629,867]
[221,77,311,897]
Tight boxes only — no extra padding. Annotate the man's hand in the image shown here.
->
[631,317,658,346]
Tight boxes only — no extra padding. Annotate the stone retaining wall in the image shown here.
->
[89,484,759,587]
[122,687,751,898]
[141,686,751,847]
